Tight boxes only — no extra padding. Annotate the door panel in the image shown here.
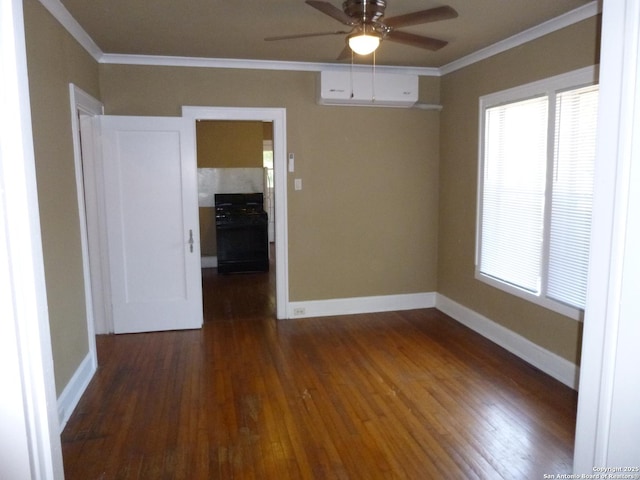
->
[100,116,202,333]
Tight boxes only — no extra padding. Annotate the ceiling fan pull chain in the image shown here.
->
[372,49,376,103]
[350,50,355,98]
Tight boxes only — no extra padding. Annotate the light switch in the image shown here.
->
[288,153,295,172]
[294,178,302,191]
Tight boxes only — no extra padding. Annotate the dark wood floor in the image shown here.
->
[62,254,578,479]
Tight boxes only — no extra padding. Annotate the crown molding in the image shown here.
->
[440,1,600,76]
[39,0,599,78]
[98,54,441,77]
[38,0,102,61]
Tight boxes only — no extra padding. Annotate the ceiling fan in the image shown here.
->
[265,0,458,59]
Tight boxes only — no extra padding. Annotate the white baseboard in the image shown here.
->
[201,256,217,268]
[57,351,97,432]
[435,294,580,390]
[288,292,436,319]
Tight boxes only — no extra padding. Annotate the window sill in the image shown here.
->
[475,271,584,321]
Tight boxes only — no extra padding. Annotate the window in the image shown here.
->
[476,67,598,319]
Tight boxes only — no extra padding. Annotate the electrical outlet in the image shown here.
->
[293,307,306,316]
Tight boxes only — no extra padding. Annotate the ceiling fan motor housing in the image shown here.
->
[343,0,387,23]
[266,1,456,56]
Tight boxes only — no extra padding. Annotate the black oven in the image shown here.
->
[215,193,269,274]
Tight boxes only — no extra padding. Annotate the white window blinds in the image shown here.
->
[480,96,549,293]
[547,85,599,308]
[476,73,599,317]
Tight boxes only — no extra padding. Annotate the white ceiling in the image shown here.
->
[58,0,594,69]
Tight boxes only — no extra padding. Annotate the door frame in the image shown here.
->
[182,106,289,320]
[1,0,64,475]
[69,84,104,348]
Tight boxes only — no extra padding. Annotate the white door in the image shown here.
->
[99,116,202,333]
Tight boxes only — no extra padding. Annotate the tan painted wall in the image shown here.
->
[99,66,441,301]
[199,207,216,256]
[438,17,601,364]
[23,0,101,395]
[196,120,264,168]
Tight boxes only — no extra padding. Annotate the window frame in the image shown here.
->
[475,66,599,321]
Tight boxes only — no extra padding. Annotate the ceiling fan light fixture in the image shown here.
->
[267,2,457,59]
[348,29,381,55]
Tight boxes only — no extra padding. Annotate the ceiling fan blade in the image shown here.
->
[306,0,356,26]
[384,6,458,29]
[265,31,349,41]
[385,31,448,51]
[337,45,352,61]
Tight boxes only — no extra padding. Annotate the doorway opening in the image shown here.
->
[195,120,276,321]
[182,106,289,320]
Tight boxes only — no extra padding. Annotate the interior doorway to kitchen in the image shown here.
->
[182,106,289,321]
[196,120,275,320]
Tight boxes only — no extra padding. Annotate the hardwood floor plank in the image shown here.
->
[61,263,577,478]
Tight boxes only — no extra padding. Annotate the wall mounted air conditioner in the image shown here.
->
[317,70,419,108]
